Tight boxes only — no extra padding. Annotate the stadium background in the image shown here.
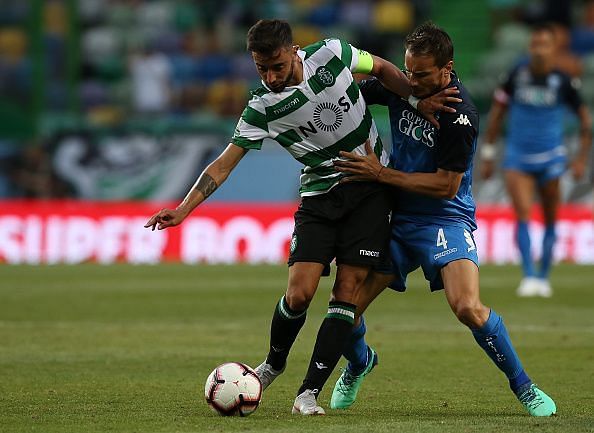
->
[0,0,592,264]
[1,2,594,432]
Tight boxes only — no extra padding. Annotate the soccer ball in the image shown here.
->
[204,362,262,416]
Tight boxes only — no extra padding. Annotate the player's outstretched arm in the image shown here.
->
[367,55,411,100]
[335,141,463,199]
[334,140,384,182]
[378,167,463,199]
[144,143,248,231]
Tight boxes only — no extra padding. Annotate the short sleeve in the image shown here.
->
[231,97,269,150]
[323,39,364,73]
[359,79,392,106]
[494,68,516,105]
[436,110,477,173]
[562,76,583,113]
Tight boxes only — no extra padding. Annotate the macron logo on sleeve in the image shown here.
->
[453,114,472,126]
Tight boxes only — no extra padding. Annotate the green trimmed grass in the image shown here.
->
[1,264,593,432]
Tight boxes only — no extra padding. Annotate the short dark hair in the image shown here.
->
[404,21,453,68]
[246,19,293,55]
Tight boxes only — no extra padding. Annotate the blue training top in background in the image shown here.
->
[497,60,582,168]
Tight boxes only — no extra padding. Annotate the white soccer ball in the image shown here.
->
[204,362,262,416]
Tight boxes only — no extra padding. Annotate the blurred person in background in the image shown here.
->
[480,23,591,297]
[550,23,583,78]
[129,42,172,115]
[9,144,72,198]
[570,0,594,56]
[145,19,457,415]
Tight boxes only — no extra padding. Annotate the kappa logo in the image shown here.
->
[315,362,328,370]
[453,113,472,126]
[290,235,298,254]
[433,247,458,260]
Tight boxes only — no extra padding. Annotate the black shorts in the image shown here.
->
[288,182,391,269]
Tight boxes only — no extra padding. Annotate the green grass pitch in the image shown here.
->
[1,264,593,433]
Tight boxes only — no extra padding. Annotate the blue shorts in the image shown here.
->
[502,152,567,186]
[377,221,479,291]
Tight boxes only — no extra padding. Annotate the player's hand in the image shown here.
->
[144,207,188,231]
[570,157,587,180]
[334,140,383,182]
[480,160,496,180]
[417,87,461,129]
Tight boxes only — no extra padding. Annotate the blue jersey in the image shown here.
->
[497,61,582,163]
[360,73,478,230]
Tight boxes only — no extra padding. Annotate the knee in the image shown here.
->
[452,302,488,329]
[285,287,314,311]
[333,271,367,301]
[332,281,361,304]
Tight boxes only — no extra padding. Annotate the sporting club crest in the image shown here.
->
[315,66,335,86]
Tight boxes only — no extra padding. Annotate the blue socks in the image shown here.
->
[517,221,534,277]
[539,224,556,279]
[346,312,532,395]
[471,309,531,394]
[517,221,557,279]
[344,315,369,375]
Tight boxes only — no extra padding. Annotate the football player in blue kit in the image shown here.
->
[332,22,557,417]
[481,23,591,297]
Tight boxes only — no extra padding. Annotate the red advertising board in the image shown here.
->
[0,200,592,264]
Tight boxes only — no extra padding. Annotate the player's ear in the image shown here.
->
[444,60,453,76]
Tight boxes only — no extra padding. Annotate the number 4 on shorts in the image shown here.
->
[436,228,448,250]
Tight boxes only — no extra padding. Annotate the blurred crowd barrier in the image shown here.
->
[1,200,592,265]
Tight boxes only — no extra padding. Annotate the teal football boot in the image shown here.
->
[517,383,556,416]
[330,347,378,409]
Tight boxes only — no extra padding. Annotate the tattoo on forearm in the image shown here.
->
[195,173,218,199]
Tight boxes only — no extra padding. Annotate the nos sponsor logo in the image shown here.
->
[292,94,353,139]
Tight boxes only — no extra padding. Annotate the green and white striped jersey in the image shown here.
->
[231,38,388,196]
